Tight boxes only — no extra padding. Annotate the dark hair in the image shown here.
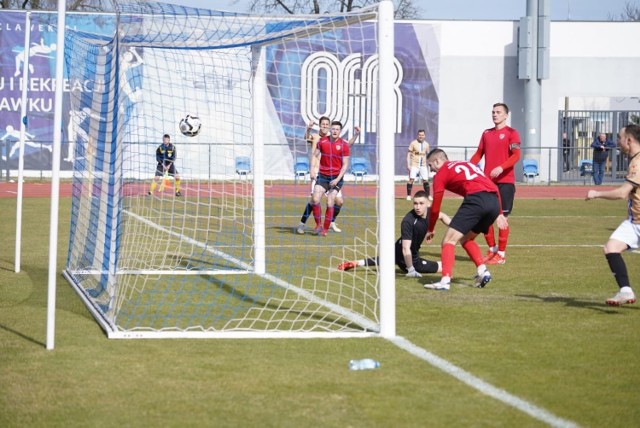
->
[625,124,640,143]
[417,129,426,134]
[319,116,331,124]
[493,103,509,114]
[331,120,343,129]
[427,148,448,160]
[414,190,429,199]
[163,134,170,139]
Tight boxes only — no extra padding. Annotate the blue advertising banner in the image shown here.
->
[0,12,115,171]
[266,21,439,175]
[0,12,439,176]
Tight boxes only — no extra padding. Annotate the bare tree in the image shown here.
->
[248,0,420,19]
[393,0,419,19]
[609,1,640,21]
[621,1,640,20]
[0,0,115,11]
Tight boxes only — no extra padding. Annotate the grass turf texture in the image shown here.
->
[1,195,639,427]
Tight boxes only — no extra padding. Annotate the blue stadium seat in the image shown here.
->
[294,158,310,183]
[579,159,593,184]
[522,159,539,184]
[235,156,251,180]
[350,157,368,183]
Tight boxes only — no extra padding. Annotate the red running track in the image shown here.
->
[0,181,611,200]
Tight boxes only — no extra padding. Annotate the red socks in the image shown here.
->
[462,239,484,266]
[441,243,456,278]
[312,203,322,227]
[323,207,334,230]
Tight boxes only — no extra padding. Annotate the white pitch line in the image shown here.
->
[390,336,580,428]
[258,243,605,249]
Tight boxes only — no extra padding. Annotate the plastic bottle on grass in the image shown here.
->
[348,358,380,370]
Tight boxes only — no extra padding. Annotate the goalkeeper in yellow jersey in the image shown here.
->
[149,134,182,196]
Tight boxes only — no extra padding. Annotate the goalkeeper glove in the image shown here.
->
[406,267,421,278]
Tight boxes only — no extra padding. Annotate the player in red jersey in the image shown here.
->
[296,117,359,234]
[423,148,508,290]
[310,121,351,236]
[469,103,521,265]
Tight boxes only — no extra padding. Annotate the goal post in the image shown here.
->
[58,0,396,339]
[377,0,396,338]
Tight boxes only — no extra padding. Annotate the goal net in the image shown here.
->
[62,1,395,338]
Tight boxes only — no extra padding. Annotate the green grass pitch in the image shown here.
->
[0,195,639,427]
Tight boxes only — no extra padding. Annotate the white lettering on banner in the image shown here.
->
[0,98,9,111]
[6,77,96,93]
[0,22,75,32]
[0,97,53,112]
[33,24,56,33]
[28,78,54,92]
[300,52,403,141]
[0,22,22,31]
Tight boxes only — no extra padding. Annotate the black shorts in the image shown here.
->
[155,162,178,177]
[394,241,439,274]
[497,183,515,216]
[316,173,344,193]
[449,192,500,236]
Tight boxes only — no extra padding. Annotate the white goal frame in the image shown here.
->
[47,1,396,344]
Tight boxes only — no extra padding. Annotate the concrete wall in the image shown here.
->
[414,19,640,181]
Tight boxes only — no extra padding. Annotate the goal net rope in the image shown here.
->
[61,1,395,338]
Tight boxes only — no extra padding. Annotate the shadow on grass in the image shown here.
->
[516,294,639,314]
[269,225,316,235]
[0,323,44,347]
[197,272,369,331]
[417,277,477,288]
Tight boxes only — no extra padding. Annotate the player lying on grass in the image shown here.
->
[338,191,450,277]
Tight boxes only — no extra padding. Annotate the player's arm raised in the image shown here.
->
[305,121,315,143]
[347,126,360,146]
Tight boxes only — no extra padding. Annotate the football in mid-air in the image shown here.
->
[179,114,202,137]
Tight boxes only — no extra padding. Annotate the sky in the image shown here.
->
[162,0,637,21]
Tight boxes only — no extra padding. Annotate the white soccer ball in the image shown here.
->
[179,114,202,137]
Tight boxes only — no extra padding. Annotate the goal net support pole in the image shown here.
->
[252,46,266,275]
[46,0,67,350]
[377,1,396,338]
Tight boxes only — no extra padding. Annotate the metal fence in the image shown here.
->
[0,141,630,185]
[557,109,640,184]
[419,145,626,186]
[4,108,640,184]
